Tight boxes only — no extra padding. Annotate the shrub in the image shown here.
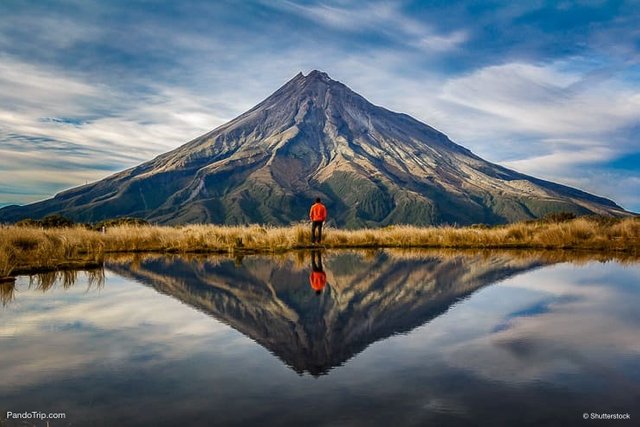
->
[0,245,17,277]
[94,217,150,229]
[542,212,577,223]
[10,236,40,251]
[0,281,15,306]
[470,223,490,229]
[15,218,43,227]
[41,214,74,228]
[583,215,623,226]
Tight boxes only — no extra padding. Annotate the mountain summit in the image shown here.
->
[0,70,629,226]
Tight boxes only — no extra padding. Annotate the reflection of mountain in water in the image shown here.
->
[108,251,546,376]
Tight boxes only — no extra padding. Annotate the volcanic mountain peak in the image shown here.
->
[294,69,338,86]
[0,70,630,226]
[306,69,330,78]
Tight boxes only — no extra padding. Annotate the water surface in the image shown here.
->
[1,251,638,426]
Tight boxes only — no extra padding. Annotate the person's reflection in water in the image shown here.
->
[309,250,327,295]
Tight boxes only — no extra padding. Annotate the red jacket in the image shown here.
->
[310,271,327,292]
[310,202,327,222]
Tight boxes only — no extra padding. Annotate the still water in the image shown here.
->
[0,251,638,426]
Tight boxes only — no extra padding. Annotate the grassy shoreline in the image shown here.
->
[1,216,638,278]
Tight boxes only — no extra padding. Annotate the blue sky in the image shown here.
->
[0,0,638,211]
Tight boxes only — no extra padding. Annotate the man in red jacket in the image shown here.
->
[309,197,327,244]
[309,250,326,295]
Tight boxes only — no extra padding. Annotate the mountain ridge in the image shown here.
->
[0,70,630,226]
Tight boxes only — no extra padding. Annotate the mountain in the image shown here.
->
[0,70,630,226]
[106,251,548,376]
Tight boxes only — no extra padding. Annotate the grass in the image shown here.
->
[0,216,638,278]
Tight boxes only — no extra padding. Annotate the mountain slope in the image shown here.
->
[0,70,629,226]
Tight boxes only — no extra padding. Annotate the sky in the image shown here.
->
[0,0,638,212]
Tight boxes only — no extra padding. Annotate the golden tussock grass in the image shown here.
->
[0,216,638,277]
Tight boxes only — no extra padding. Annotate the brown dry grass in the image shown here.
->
[1,216,638,277]
[0,282,15,306]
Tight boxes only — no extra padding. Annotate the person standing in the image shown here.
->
[309,250,326,295]
[309,197,327,244]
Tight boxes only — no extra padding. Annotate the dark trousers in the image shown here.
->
[311,250,323,271]
[311,221,323,244]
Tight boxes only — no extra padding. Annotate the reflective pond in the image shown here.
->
[1,250,639,426]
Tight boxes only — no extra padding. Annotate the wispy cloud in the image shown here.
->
[272,0,468,53]
[0,57,233,204]
[416,61,640,209]
[418,30,468,52]
[0,273,238,389]
[443,263,640,383]
[439,62,640,138]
